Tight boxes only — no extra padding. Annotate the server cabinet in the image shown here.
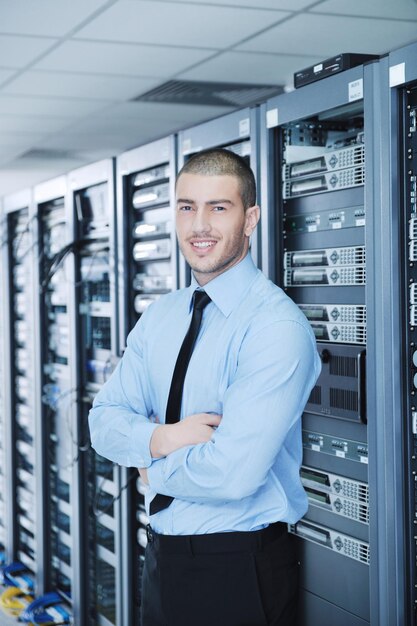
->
[261,61,382,625]
[67,160,121,626]
[117,136,178,624]
[33,177,75,621]
[177,107,260,284]
[0,201,6,567]
[2,189,40,597]
[386,41,417,626]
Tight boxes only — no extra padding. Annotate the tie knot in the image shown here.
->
[193,290,211,311]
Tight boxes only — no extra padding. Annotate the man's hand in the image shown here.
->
[150,412,222,458]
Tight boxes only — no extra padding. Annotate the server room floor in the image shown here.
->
[0,613,21,626]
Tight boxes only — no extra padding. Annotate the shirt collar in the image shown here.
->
[188,253,259,317]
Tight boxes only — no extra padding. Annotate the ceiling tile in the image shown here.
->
[0,68,17,85]
[75,1,290,48]
[1,70,160,101]
[310,0,417,20]
[78,100,233,125]
[0,131,46,148]
[0,116,73,134]
[33,39,214,77]
[238,13,417,57]
[0,95,112,118]
[178,50,319,87]
[0,35,58,68]
[157,0,311,8]
[0,0,111,37]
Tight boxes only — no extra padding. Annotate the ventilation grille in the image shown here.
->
[17,148,80,161]
[330,388,358,412]
[329,355,358,378]
[132,80,283,108]
[308,385,322,405]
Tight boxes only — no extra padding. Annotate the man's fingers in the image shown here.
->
[201,413,222,426]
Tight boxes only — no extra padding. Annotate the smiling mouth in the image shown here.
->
[191,240,217,249]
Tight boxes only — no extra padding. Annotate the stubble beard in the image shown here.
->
[182,229,248,278]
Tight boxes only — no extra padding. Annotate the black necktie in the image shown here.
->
[149,290,211,516]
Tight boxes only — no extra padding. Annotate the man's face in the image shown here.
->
[175,172,260,286]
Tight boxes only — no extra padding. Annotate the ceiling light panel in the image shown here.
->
[74,0,291,48]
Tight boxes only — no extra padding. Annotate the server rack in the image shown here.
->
[33,177,76,622]
[0,200,6,567]
[260,61,383,625]
[67,159,121,626]
[386,40,417,626]
[177,107,261,284]
[116,136,178,624]
[2,189,40,597]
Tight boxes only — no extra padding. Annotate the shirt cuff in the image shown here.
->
[146,456,168,493]
[129,421,160,468]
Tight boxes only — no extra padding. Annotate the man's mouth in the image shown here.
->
[190,240,217,249]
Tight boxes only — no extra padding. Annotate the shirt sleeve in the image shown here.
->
[147,320,321,502]
[88,310,159,468]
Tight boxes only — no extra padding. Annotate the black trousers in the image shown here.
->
[140,522,298,626]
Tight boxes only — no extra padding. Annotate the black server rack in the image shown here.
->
[386,41,417,626]
[67,160,121,626]
[33,177,76,622]
[177,107,260,282]
[0,202,5,569]
[2,189,40,600]
[117,136,178,624]
[261,62,379,626]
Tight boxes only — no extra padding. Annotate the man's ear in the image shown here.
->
[244,205,260,236]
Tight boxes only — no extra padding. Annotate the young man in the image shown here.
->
[89,148,321,626]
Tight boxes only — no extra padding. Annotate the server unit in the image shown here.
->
[33,177,76,622]
[67,160,121,626]
[2,189,39,599]
[117,136,178,623]
[177,107,261,282]
[261,61,380,625]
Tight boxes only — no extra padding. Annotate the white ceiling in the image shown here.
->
[1,0,417,197]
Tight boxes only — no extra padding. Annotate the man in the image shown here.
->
[89,148,321,626]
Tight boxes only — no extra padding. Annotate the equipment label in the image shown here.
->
[349,78,363,102]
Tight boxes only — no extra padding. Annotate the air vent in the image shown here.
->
[132,80,283,108]
[329,355,358,378]
[308,385,322,405]
[17,148,80,161]
[330,388,358,411]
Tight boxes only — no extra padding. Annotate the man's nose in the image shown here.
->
[192,208,211,233]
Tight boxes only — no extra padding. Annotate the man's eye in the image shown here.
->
[179,205,192,211]
[213,206,226,212]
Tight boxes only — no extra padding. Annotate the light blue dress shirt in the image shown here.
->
[89,253,321,535]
